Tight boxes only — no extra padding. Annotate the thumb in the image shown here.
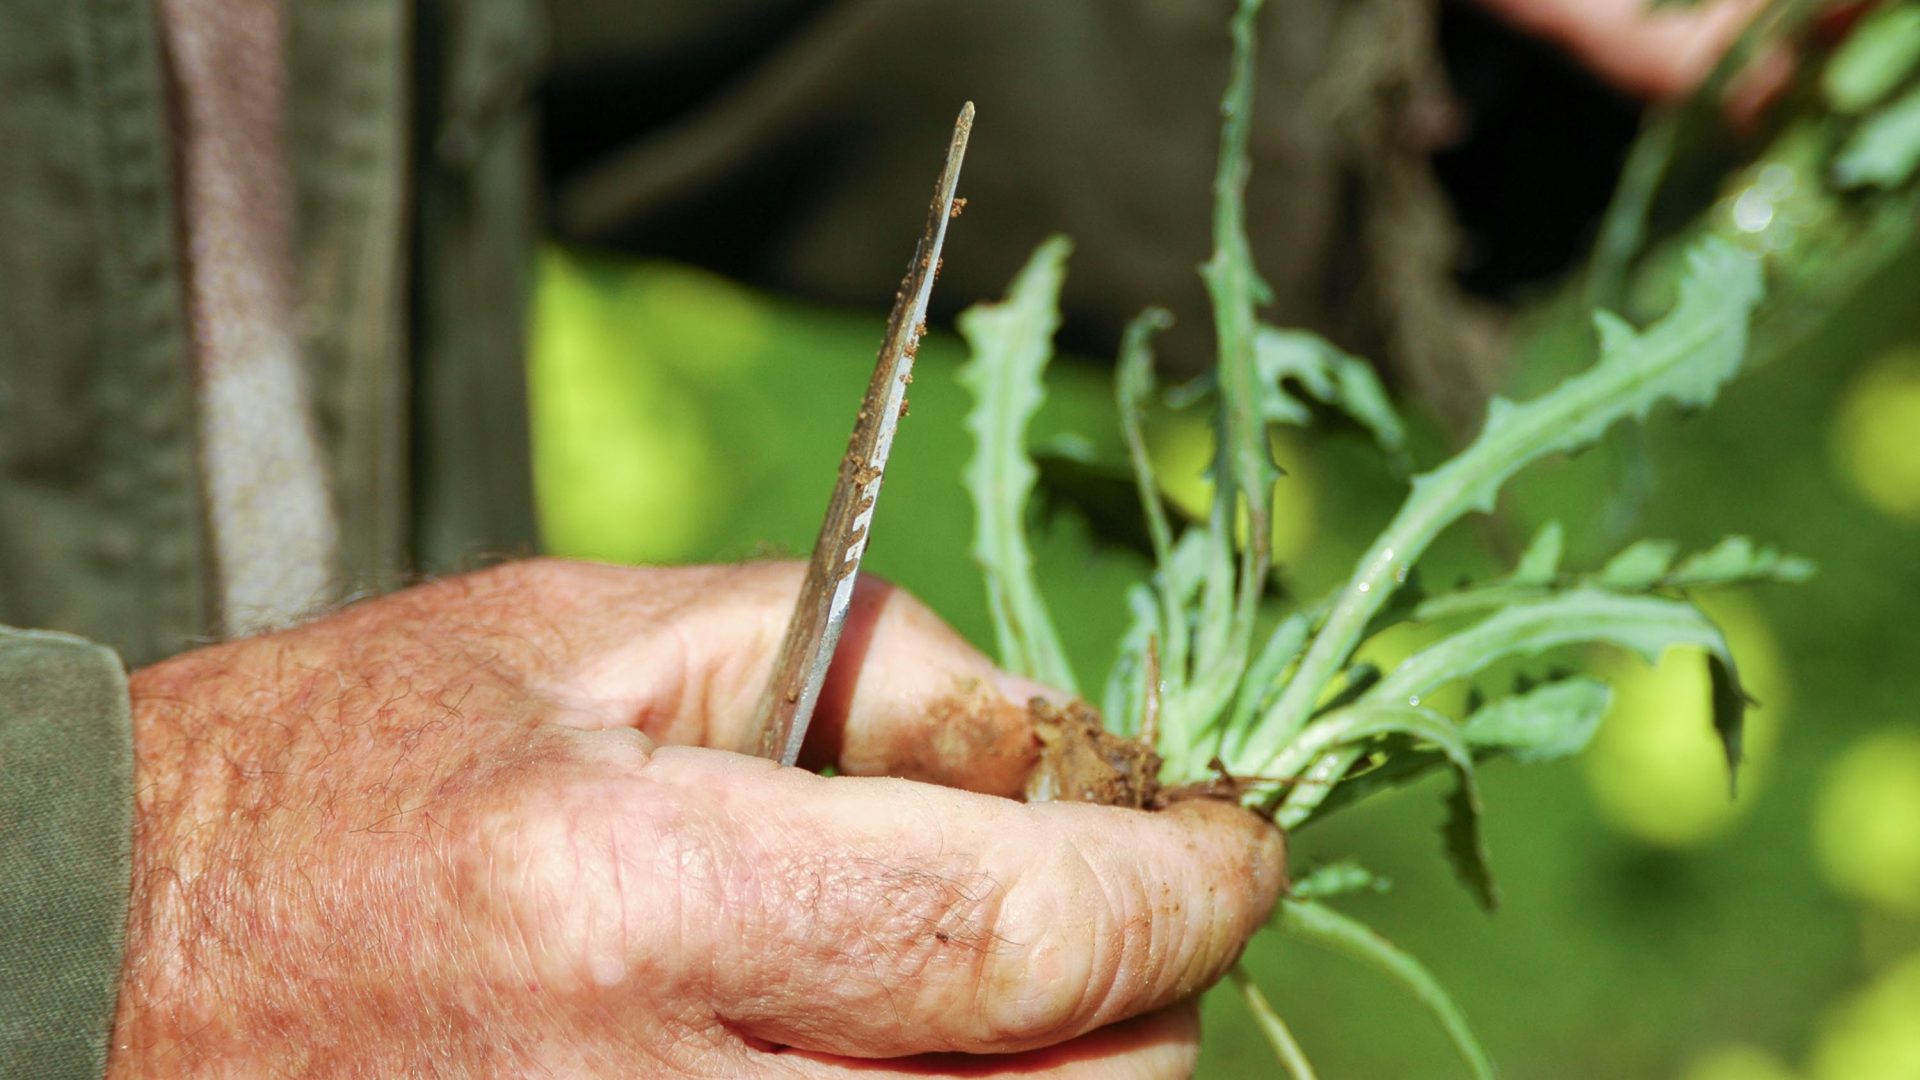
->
[540,560,1054,798]
[800,570,1054,797]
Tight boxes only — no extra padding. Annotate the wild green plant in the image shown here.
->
[955,0,1810,1073]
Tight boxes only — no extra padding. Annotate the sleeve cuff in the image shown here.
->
[0,628,133,1079]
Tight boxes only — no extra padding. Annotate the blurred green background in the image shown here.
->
[528,234,1920,1076]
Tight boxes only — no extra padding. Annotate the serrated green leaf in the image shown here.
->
[1442,779,1496,910]
[1824,3,1920,113]
[1254,326,1408,456]
[1667,535,1817,586]
[1276,900,1496,1080]
[1291,859,1392,900]
[1370,590,1745,794]
[1835,83,1920,189]
[1462,677,1612,763]
[1596,539,1680,589]
[1193,0,1273,701]
[958,236,1079,693]
[1242,240,1762,775]
[1376,589,1733,704]
[1284,590,1748,829]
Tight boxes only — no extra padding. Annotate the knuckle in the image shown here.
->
[973,835,1125,1046]
[449,753,664,997]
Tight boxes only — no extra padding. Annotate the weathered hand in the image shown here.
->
[109,560,1284,1078]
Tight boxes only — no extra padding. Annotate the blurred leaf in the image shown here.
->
[1442,779,1495,911]
[1834,84,1920,189]
[1667,535,1817,586]
[1276,899,1497,1080]
[1514,520,1566,584]
[1823,3,1920,114]
[1597,539,1681,589]
[1254,326,1408,458]
[958,236,1080,692]
[1463,677,1613,763]
[1290,859,1392,900]
[1711,654,1754,792]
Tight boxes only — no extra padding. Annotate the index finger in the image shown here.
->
[624,748,1286,1058]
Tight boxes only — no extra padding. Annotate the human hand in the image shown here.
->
[1475,0,1773,101]
[109,560,1284,1077]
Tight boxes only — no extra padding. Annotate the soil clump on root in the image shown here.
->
[1023,698,1163,808]
[1021,698,1266,810]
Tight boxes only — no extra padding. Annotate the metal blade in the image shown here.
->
[747,102,975,766]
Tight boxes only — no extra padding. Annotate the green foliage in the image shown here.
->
[953,0,1798,1072]
[1823,3,1920,114]
[957,236,1080,693]
[1834,84,1920,189]
[1276,899,1496,1080]
[1462,678,1611,764]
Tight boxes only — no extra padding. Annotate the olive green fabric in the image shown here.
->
[0,0,543,660]
[0,0,214,666]
[0,629,133,1079]
[408,0,546,574]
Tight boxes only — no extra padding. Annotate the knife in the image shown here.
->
[747,102,975,766]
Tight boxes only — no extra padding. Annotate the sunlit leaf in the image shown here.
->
[958,236,1079,692]
[1192,0,1275,704]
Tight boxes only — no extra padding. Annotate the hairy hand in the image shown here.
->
[109,560,1284,1078]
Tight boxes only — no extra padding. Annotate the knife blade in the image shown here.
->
[747,102,975,766]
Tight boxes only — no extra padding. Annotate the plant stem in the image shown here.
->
[1231,965,1319,1079]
